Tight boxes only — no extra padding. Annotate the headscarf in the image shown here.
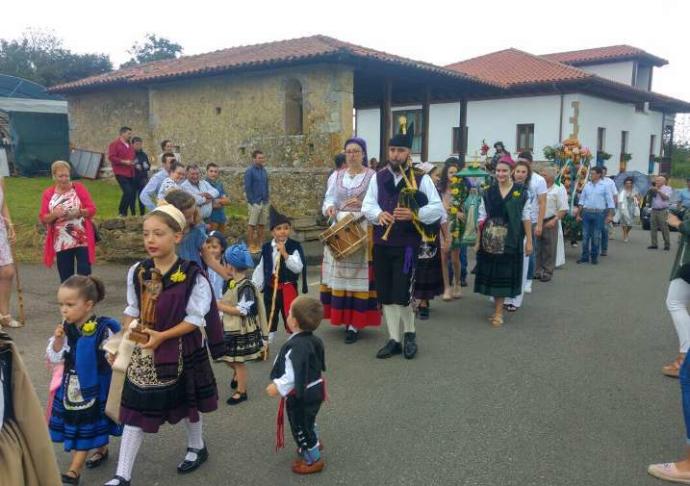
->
[344,137,368,167]
[415,162,436,175]
[224,242,254,270]
[497,154,515,168]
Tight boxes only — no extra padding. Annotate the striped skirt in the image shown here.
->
[320,226,380,329]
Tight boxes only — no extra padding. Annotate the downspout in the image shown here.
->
[558,89,564,142]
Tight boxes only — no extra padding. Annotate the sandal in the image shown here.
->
[663,354,685,378]
[489,314,504,328]
[505,304,518,313]
[442,289,452,301]
[86,448,108,469]
[61,470,80,485]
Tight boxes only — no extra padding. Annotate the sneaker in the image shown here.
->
[648,463,690,484]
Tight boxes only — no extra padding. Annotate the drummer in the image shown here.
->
[320,137,381,344]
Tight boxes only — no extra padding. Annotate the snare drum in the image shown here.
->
[319,213,368,260]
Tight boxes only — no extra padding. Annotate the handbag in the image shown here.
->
[480,217,509,255]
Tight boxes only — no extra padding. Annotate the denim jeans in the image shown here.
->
[680,354,690,443]
[581,211,605,261]
[459,246,468,280]
[56,247,91,282]
[600,222,609,253]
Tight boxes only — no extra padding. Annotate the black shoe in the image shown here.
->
[403,332,417,359]
[648,245,659,250]
[376,339,402,359]
[591,259,598,265]
[177,445,209,474]
[230,378,237,390]
[226,392,247,405]
[104,475,130,486]
[419,307,429,320]
[576,259,588,264]
[460,279,468,287]
[61,471,80,485]
[344,329,358,344]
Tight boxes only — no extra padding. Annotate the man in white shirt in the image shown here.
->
[362,132,443,360]
[600,166,618,256]
[517,152,547,294]
[181,165,219,219]
[139,152,176,211]
[535,166,568,282]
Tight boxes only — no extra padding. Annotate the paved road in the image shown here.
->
[6,229,685,485]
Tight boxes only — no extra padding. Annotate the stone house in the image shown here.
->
[49,36,498,216]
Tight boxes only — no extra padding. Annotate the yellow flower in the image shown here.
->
[450,176,459,184]
[170,266,186,283]
[451,231,460,237]
[451,188,459,195]
[450,207,458,214]
[81,319,97,336]
[513,191,521,198]
[228,280,237,290]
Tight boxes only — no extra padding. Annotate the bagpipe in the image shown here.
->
[381,162,435,243]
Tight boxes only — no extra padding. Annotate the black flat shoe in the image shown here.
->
[344,330,358,344]
[226,391,248,405]
[230,378,238,389]
[62,471,80,485]
[177,445,209,474]
[403,332,417,359]
[376,339,402,359]
[418,307,429,320]
[104,476,130,486]
[86,448,109,469]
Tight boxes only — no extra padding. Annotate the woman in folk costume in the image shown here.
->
[362,125,444,360]
[474,156,533,327]
[252,207,307,345]
[0,331,62,486]
[103,204,225,486]
[320,137,380,343]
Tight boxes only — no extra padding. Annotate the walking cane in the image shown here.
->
[9,240,25,327]
[263,252,282,361]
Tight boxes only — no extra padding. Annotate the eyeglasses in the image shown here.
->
[345,150,362,155]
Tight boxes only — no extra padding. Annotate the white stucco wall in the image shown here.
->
[466,95,563,159]
[635,64,652,90]
[355,108,380,161]
[580,61,635,86]
[429,102,460,161]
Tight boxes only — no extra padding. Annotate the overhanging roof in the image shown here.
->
[542,45,668,67]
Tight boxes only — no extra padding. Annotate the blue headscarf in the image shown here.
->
[224,242,254,270]
[344,137,368,167]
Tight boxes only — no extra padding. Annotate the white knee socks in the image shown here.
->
[108,425,144,483]
[383,304,403,342]
[401,307,415,334]
[184,416,204,461]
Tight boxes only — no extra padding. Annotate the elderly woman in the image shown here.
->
[156,161,186,203]
[39,161,97,282]
[0,176,19,328]
[320,137,380,344]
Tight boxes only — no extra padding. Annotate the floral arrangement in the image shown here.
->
[621,152,633,162]
[480,139,490,156]
[449,175,470,243]
[597,150,612,161]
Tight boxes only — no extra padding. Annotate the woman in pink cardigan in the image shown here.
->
[39,161,97,282]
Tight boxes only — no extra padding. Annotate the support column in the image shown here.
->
[459,99,468,163]
[421,87,431,162]
[380,79,392,162]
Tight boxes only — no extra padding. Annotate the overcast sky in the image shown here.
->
[5,0,690,104]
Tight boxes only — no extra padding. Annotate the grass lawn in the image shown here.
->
[5,176,247,261]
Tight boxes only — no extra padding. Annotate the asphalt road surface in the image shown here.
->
[6,229,685,485]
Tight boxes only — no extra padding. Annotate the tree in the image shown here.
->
[121,34,183,68]
[0,29,112,87]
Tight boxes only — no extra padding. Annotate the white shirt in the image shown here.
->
[528,173,548,223]
[181,179,220,219]
[251,239,304,291]
[140,169,169,210]
[545,183,569,219]
[157,177,184,201]
[602,176,618,200]
[123,263,212,327]
[361,168,444,226]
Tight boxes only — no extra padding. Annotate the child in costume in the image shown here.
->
[252,207,307,344]
[203,230,228,300]
[216,243,268,405]
[267,295,326,475]
[103,204,225,486]
[46,275,123,485]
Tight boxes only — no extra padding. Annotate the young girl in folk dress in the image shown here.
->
[216,243,268,405]
[47,275,122,485]
[103,204,225,486]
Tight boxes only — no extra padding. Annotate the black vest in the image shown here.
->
[270,332,325,399]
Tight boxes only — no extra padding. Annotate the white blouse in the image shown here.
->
[321,169,371,216]
[123,263,212,327]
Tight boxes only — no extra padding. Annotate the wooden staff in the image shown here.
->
[263,252,282,361]
[9,239,25,327]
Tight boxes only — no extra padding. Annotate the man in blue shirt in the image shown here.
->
[576,166,615,264]
[677,178,690,211]
[244,149,269,252]
[205,162,230,232]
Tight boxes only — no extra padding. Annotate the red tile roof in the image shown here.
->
[542,45,668,67]
[445,48,591,88]
[50,35,496,93]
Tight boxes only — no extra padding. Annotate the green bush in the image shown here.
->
[672,143,690,178]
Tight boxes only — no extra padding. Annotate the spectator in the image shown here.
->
[600,166,618,256]
[576,167,615,265]
[244,149,269,253]
[39,161,97,282]
[140,152,176,211]
[132,136,150,216]
[677,177,690,211]
[0,175,19,328]
[156,161,186,202]
[205,163,231,232]
[181,164,219,220]
[534,166,568,282]
[617,177,640,242]
[107,127,136,217]
[157,139,181,166]
[516,151,546,294]
[648,175,673,251]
